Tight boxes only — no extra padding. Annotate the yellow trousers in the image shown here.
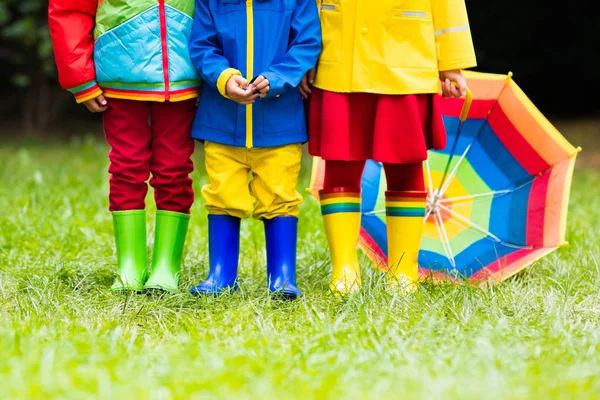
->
[202,141,303,220]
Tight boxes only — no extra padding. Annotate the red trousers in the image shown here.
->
[103,98,196,214]
[323,160,425,192]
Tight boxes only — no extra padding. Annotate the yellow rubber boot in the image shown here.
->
[320,187,362,296]
[385,190,427,293]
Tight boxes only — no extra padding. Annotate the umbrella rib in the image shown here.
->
[434,212,456,268]
[440,170,543,206]
[438,143,475,196]
[440,189,512,204]
[438,203,532,249]
[425,159,435,196]
[424,159,436,223]
[438,203,501,242]
[424,207,434,223]
[437,76,513,199]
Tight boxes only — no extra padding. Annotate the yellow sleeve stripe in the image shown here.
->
[435,24,470,36]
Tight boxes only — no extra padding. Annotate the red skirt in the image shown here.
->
[308,88,447,163]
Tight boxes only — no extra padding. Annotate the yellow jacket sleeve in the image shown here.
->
[432,0,477,71]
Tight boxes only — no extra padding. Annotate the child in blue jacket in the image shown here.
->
[188,0,321,298]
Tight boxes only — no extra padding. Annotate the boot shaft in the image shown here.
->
[319,188,362,267]
[190,214,241,295]
[150,210,190,274]
[111,210,148,291]
[319,187,362,295]
[263,216,301,298]
[385,191,427,283]
[144,210,190,292]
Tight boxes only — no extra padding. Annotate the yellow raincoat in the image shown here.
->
[314,0,477,94]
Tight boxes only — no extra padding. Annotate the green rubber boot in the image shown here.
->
[144,210,190,293]
[110,210,148,292]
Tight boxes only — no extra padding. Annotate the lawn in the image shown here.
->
[1,129,599,399]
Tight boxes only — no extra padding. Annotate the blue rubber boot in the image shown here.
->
[264,216,303,299]
[190,214,240,295]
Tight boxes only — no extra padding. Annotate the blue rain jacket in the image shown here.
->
[189,0,321,148]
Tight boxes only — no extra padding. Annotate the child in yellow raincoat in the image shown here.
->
[302,0,477,295]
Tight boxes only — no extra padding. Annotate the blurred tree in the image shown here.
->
[0,0,72,133]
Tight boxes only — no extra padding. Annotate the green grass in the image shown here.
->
[1,134,599,399]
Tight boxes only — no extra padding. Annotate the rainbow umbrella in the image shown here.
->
[308,71,581,284]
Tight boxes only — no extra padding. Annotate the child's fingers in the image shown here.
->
[441,79,450,98]
[232,75,249,87]
[96,94,108,106]
[456,79,467,97]
[252,75,266,86]
[235,93,260,104]
[308,67,317,84]
[259,87,270,99]
[299,76,311,98]
[255,79,269,91]
[230,85,251,98]
[451,85,462,98]
[84,99,107,113]
[448,80,462,98]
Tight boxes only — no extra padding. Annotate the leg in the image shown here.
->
[321,160,366,296]
[383,162,427,292]
[148,99,196,214]
[323,160,366,189]
[190,142,254,295]
[104,99,152,212]
[144,100,196,291]
[103,99,152,291]
[383,161,426,192]
[250,144,303,298]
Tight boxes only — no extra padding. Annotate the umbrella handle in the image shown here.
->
[460,87,473,122]
[451,82,473,122]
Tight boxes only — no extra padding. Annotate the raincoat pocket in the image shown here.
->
[318,1,342,64]
[382,8,436,69]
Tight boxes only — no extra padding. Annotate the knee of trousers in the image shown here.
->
[201,185,254,220]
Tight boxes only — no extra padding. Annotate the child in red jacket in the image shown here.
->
[49,0,200,293]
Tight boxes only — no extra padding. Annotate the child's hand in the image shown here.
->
[299,68,316,99]
[439,69,468,98]
[226,75,260,104]
[83,95,108,113]
[251,75,270,98]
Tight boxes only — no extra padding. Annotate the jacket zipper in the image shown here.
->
[158,0,170,101]
[246,0,254,148]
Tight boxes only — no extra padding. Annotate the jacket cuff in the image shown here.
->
[438,58,477,73]
[68,80,103,103]
[260,72,282,99]
[217,68,242,99]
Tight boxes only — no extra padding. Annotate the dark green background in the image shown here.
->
[0,0,597,135]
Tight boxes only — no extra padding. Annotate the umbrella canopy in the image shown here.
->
[308,71,580,284]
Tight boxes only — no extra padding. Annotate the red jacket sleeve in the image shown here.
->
[48,0,102,103]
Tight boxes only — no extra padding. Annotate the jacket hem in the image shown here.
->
[438,59,478,72]
[192,128,307,148]
[313,62,442,94]
[312,83,440,95]
[102,87,200,102]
